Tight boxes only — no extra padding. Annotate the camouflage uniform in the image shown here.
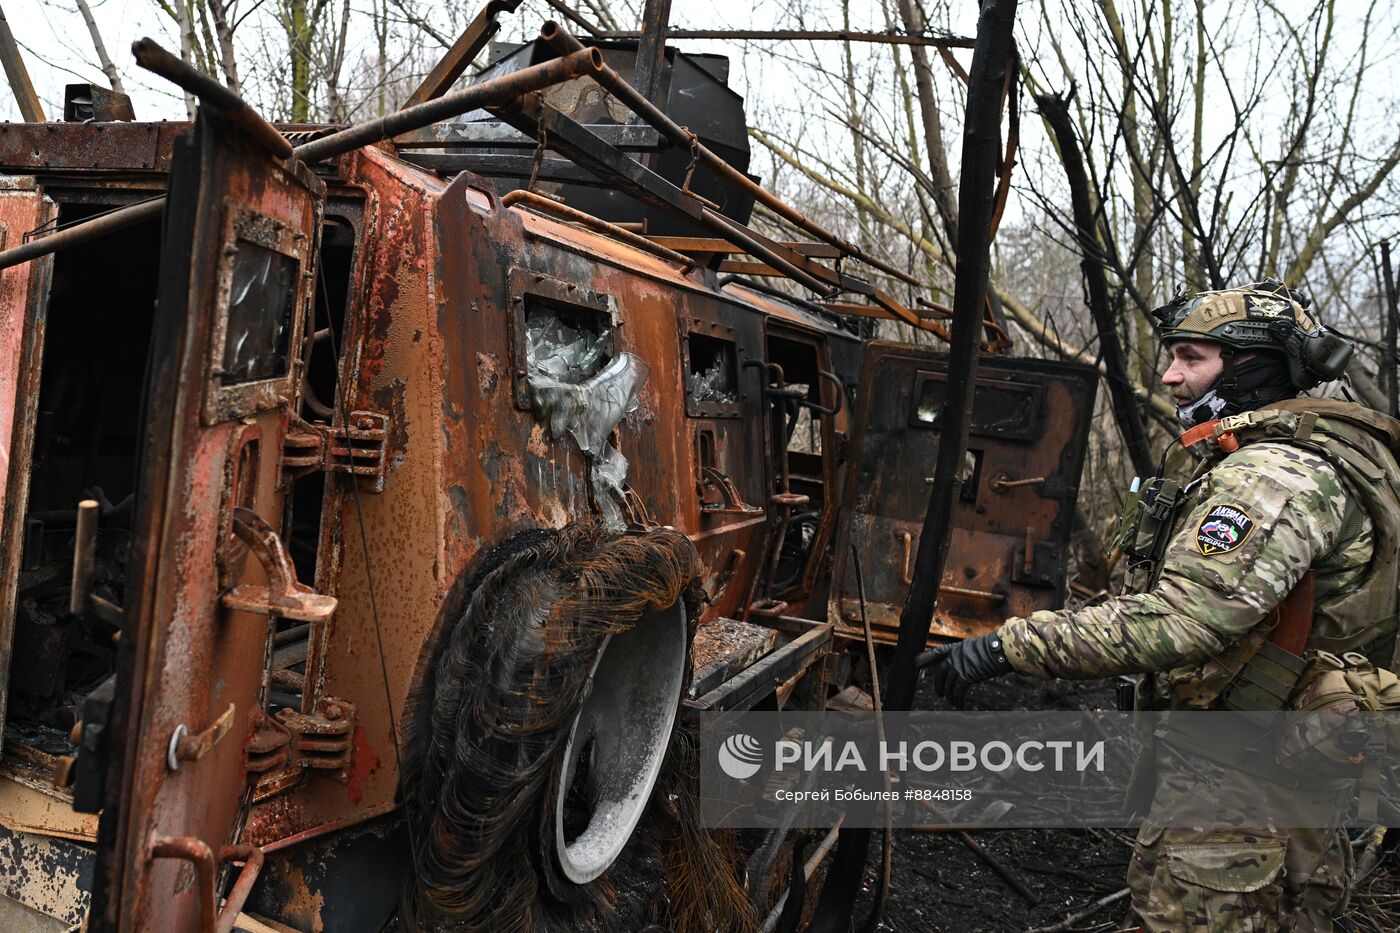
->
[999,402,1400,932]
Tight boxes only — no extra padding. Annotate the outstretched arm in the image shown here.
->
[1000,443,1350,680]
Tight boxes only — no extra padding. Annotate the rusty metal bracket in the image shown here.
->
[526,115,550,192]
[699,467,762,515]
[282,411,389,492]
[619,485,659,529]
[148,837,264,933]
[247,698,358,802]
[247,709,291,777]
[221,508,337,622]
[713,548,746,602]
[276,697,356,772]
[988,473,1045,493]
[167,703,237,771]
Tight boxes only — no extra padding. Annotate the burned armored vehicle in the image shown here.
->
[0,14,1096,932]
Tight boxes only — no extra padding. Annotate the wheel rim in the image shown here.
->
[554,601,687,883]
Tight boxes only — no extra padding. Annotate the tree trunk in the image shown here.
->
[896,0,959,248]
[286,0,315,122]
[205,0,241,92]
[75,0,124,94]
[177,0,196,119]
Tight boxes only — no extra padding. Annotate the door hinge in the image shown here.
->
[283,411,389,492]
[246,698,358,802]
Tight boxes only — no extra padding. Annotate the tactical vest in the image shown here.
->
[1119,399,1400,707]
[1115,400,1400,807]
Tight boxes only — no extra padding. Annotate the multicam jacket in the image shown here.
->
[998,399,1400,710]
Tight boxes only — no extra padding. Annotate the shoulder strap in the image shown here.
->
[1218,571,1316,715]
[1270,570,1315,655]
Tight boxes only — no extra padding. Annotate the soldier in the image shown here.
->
[921,281,1400,931]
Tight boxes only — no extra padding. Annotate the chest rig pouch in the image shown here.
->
[1117,476,1186,594]
[1113,476,1188,712]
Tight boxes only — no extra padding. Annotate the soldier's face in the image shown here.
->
[1162,340,1225,405]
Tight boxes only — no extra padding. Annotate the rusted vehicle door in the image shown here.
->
[88,114,325,932]
[836,342,1097,644]
[0,178,55,735]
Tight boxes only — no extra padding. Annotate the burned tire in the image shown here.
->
[398,523,705,931]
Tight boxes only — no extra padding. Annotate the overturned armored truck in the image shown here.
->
[0,17,1096,932]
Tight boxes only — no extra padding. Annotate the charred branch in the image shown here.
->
[887,0,1020,711]
[812,2,1021,927]
[592,28,976,47]
[1036,89,1155,479]
[0,4,43,122]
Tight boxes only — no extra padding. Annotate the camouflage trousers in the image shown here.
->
[1126,751,1353,931]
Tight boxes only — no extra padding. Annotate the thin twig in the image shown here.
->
[1025,887,1130,933]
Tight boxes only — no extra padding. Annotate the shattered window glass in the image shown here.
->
[524,301,614,384]
[687,333,738,405]
[523,299,647,532]
[916,376,1040,441]
[221,240,297,385]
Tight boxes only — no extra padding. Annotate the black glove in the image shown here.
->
[916,632,1013,707]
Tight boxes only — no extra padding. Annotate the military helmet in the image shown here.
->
[1151,279,1353,389]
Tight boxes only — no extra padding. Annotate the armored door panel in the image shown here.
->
[0,179,55,737]
[837,342,1096,644]
[90,115,323,932]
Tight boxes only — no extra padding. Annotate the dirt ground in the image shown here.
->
[847,672,1400,933]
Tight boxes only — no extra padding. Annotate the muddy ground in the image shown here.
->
[845,672,1400,933]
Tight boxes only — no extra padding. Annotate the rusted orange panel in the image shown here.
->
[292,146,454,831]
[0,179,55,745]
[836,344,1097,644]
[0,123,186,174]
[287,152,794,835]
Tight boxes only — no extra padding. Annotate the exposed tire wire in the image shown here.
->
[398,523,723,930]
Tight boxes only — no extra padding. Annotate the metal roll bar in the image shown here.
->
[0,41,604,273]
[537,20,922,290]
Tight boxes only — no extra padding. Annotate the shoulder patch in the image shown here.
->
[1196,503,1256,556]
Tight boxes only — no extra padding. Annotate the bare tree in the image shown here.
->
[74,0,125,93]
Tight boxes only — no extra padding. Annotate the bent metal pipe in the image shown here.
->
[0,41,604,273]
[537,20,922,290]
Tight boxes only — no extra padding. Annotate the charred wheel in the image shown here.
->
[399,523,704,930]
